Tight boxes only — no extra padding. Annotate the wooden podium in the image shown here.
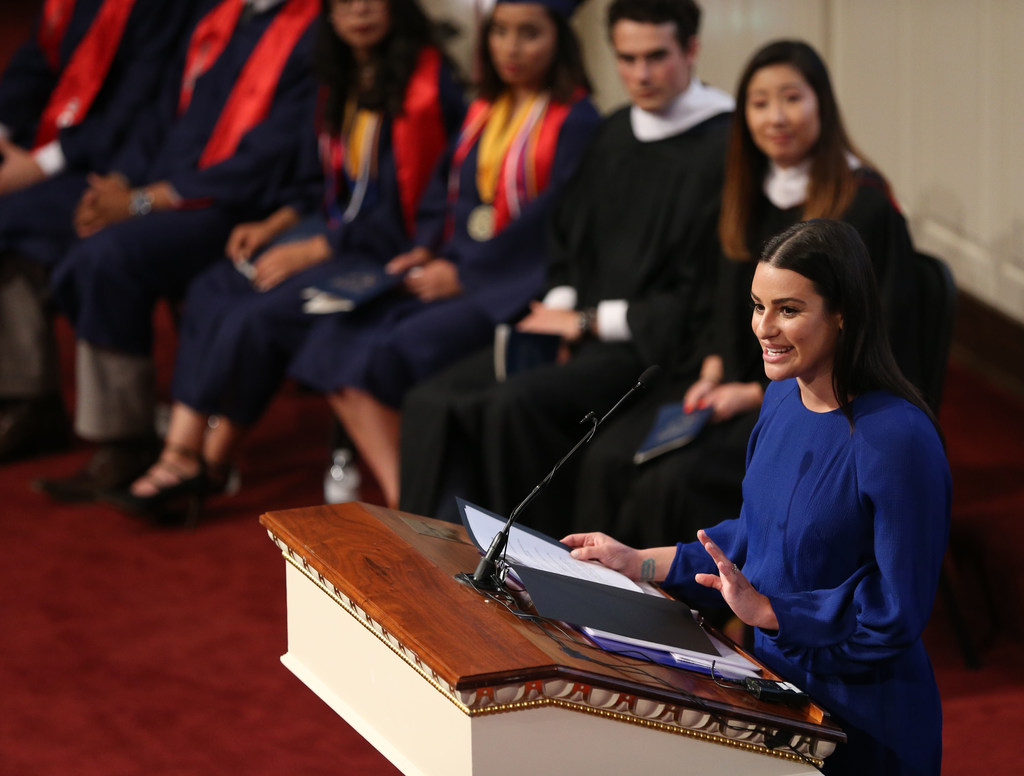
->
[260,502,844,775]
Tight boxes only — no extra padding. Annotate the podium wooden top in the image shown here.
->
[261,502,844,759]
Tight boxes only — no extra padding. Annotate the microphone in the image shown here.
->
[458,365,662,591]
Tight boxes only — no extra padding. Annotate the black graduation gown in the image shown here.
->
[399,108,730,530]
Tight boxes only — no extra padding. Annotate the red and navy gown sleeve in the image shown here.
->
[0,0,195,172]
[59,1,196,172]
[110,3,318,217]
[0,12,61,142]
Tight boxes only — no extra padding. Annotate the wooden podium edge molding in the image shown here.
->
[265,525,833,768]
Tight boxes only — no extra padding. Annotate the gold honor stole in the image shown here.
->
[33,0,138,148]
[177,0,319,171]
[318,47,447,237]
[446,92,576,242]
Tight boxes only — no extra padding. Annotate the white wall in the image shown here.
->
[422,0,1024,325]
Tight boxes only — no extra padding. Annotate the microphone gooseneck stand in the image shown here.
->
[456,365,662,593]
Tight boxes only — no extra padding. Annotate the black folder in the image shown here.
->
[510,563,718,656]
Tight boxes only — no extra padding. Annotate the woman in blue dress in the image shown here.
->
[109,0,464,516]
[564,218,951,775]
[287,0,600,508]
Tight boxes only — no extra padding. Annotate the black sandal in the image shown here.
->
[103,445,208,526]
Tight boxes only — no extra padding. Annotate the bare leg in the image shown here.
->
[327,388,400,508]
[130,403,207,496]
[202,416,246,473]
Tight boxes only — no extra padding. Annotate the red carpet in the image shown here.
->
[3,6,1023,770]
[1,319,1023,773]
[0,385,398,775]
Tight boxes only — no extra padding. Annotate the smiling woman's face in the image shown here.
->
[751,262,843,410]
[745,63,821,168]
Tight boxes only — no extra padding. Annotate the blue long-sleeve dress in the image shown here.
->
[663,378,951,775]
[286,95,601,408]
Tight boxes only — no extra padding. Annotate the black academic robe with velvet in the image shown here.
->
[399,108,730,532]
[571,167,920,550]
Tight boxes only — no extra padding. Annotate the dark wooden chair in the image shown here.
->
[912,251,980,668]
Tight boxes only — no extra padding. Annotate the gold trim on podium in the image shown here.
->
[269,529,828,768]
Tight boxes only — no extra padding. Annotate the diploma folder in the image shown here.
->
[493,324,561,382]
[633,403,713,464]
[301,261,402,313]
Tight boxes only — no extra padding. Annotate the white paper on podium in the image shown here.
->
[460,501,645,593]
[457,498,761,677]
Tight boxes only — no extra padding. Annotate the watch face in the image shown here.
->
[130,190,153,216]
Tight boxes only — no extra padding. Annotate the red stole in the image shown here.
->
[37,0,75,70]
[446,93,579,241]
[182,0,319,170]
[391,47,447,237]
[33,0,138,148]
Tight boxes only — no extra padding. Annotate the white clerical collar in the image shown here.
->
[764,159,812,209]
[763,152,862,209]
[629,77,734,142]
[248,0,285,14]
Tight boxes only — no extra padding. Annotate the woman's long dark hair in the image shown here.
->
[312,0,439,132]
[760,219,941,438]
[720,40,883,260]
[477,6,591,103]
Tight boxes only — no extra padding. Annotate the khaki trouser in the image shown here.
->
[0,253,155,441]
[75,341,155,442]
[0,253,59,398]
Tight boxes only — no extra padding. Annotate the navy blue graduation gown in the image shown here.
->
[286,97,602,408]
[170,57,466,425]
[48,1,320,356]
[0,1,193,172]
[0,2,194,267]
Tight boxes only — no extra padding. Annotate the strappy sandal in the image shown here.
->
[103,445,208,526]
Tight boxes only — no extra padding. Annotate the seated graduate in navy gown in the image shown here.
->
[286,0,602,509]
[398,0,733,527]
[104,0,465,520]
[0,0,194,462]
[564,219,951,776]
[19,0,324,502]
[571,40,922,550]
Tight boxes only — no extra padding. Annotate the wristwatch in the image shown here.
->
[128,188,154,217]
[576,307,598,337]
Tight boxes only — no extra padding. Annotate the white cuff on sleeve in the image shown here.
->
[542,285,577,310]
[596,299,631,341]
[32,140,66,177]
